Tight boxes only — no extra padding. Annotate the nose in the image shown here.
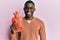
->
[28,8,31,12]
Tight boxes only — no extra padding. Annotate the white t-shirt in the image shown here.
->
[26,20,31,23]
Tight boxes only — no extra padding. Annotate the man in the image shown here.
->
[9,0,46,40]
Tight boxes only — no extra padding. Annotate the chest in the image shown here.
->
[23,20,41,33]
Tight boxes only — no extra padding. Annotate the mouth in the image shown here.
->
[26,12,32,17]
[27,12,31,15]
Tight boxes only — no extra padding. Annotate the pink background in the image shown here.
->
[0,0,60,40]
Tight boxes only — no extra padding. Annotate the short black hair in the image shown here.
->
[24,0,35,7]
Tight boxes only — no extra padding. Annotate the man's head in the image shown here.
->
[24,0,35,17]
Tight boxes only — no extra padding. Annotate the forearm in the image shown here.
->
[9,24,17,40]
[9,32,17,40]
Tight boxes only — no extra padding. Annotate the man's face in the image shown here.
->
[24,3,35,17]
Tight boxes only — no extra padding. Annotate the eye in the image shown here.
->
[24,7,34,11]
[24,7,28,10]
[30,7,33,9]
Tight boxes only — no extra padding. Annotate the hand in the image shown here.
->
[11,11,24,32]
[10,23,18,34]
[12,11,23,26]
[11,23,24,33]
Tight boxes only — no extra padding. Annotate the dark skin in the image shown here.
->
[10,3,36,33]
[9,3,36,40]
[10,3,46,40]
[24,3,35,20]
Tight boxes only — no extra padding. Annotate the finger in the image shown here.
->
[15,11,18,14]
[13,13,16,18]
[13,23,19,30]
[15,11,20,18]
[13,11,18,18]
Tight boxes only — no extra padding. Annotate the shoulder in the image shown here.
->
[35,17,45,26]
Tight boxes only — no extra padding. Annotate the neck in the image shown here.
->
[24,16,34,20]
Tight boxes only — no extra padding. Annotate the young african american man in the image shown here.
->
[9,0,46,40]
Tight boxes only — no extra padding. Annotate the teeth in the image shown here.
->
[28,12,31,14]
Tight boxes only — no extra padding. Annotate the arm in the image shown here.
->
[39,21,46,40]
[9,24,17,40]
